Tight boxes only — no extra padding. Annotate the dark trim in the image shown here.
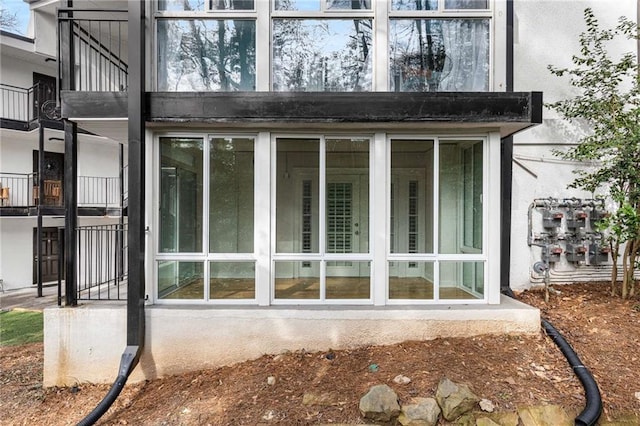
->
[0,119,30,131]
[127,0,145,349]
[0,29,34,43]
[501,0,516,294]
[61,91,543,135]
[148,91,543,124]
[64,120,78,306]
[506,0,514,92]
[36,124,44,297]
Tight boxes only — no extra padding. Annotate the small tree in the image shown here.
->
[547,8,640,298]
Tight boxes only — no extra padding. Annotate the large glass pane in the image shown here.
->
[439,140,482,254]
[276,139,319,253]
[160,137,203,253]
[210,137,254,253]
[463,142,483,250]
[326,139,369,254]
[158,0,205,11]
[439,261,484,300]
[390,19,490,92]
[157,19,256,91]
[391,0,437,10]
[273,19,372,91]
[326,261,370,299]
[210,0,254,10]
[275,261,320,299]
[275,0,320,11]
[444,0,488,9]
[210,261,255,299]
[158,261,204,299]
[390,140,434,254]
[389,261,434,300]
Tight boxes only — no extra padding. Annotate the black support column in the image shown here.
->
[500,0,515,293]
[36,123,45,297]
[127,0,146,349]
[64,120,77,306]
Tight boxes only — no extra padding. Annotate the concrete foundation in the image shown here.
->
[43,296,540,386]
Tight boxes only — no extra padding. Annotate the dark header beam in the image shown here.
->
[61,91,543,129]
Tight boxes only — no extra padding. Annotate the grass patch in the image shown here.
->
[0,310,43,346]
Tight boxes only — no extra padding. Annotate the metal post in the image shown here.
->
[57,227,64,306]
[64,120,78,306]
[127,0,146,349]
[37,122,44,297]
[500,0,515,294]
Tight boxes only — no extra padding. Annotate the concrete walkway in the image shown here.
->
[0,285,62,311]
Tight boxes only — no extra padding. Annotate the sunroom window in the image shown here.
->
[389,19,490,91]
[272,19,372,91]
[157,135,257,301]
[156,3,256,92]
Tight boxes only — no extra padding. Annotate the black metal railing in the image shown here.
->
[78,175,121,208]
[58,8,128,92]
[0,82,55,122]
[0,172,36,207]
[1,172,128,209]
[76,223,128,301]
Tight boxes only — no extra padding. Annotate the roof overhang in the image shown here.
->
[61,91,543,139]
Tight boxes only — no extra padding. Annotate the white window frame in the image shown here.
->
[270,133,374,305]
[152,0,505,92]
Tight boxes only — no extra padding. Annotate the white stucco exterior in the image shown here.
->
[44,296,540,386]
[509,0,638,290]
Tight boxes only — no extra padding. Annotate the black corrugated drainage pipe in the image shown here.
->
[76,346,141,426]
[502,288,602,426]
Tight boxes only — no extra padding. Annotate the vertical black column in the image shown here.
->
[500,0,515,293]
[64,120,78,306]
[36,123,45,297]
[59,1,75,93]
[127,0,146,348]
[118,144,125,279]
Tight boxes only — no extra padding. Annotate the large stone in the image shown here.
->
[518,405,572,426]
[398,397,441,426]
[435,378,480,421]
[476,418,501,426]
[359,384,401,422]
[481,412,520,426]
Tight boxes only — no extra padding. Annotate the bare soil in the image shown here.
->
[1,282,639,425]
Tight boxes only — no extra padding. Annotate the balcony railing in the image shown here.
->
[58,8,128,92]
[0,82,56,122]
[75,223,128,301]
[0,172,127,209]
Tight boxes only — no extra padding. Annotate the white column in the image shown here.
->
[255,131,271,306]
[372,132,388,305]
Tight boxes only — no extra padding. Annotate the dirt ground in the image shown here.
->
[1,282,639,425]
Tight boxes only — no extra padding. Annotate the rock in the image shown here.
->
[481,412,520,426]
[479,398,495,412]
[262,410,275,421]
[518,405,572,426]
[635,392,640,401]
[359,384,400,422]
[302,392,341,406]
[267,376,276,386]
[398,397,440,426]
[393,374,412,385]
[476,418,501,426]
[435,378,480,421]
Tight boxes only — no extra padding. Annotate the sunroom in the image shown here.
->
[47,0,542,385]
[155,132,494,305]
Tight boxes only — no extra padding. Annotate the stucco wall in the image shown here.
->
[44,296,540,386]
[510,0,638,290]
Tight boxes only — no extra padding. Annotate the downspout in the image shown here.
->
[77,2,146,424]
[502,2,602,424]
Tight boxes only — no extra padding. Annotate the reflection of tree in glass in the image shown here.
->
[273,19,372,91]
[158,1,255,91]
